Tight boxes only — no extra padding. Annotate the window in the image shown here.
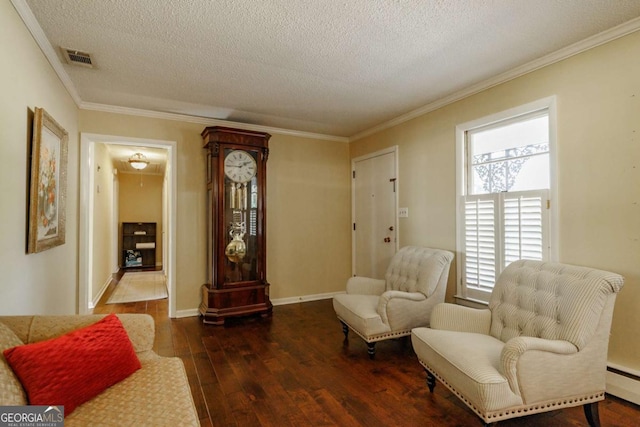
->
[456,98,556,302]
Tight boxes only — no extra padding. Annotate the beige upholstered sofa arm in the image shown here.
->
[430,303,491,334]
[501,337,578,397]
[0,314,156,359]
[346,276,386,295]
[116,314,156,356]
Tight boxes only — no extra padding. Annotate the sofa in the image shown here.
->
[0,314,200,426]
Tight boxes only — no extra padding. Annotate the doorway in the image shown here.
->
[79,133,177,317]
[351,146,398,278]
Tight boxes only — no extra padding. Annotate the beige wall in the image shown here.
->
[0,2,79,314]
[267,134,352,299]
[351,31,640,370]
[118,172,164,267]
[78,110,352,311]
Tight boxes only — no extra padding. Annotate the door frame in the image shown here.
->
[351,146,399,277]
[79,133,177,317]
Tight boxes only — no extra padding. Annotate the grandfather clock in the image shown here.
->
[199,126,272,325]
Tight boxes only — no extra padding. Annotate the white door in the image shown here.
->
[352,148,398,278]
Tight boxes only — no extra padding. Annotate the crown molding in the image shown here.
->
[13,0,640,144]
[11,0,82,107]
[350,16,640,142]
[79,102,349,142]
[12,0,347,143]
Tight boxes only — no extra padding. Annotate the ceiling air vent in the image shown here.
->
[61,48,94,68]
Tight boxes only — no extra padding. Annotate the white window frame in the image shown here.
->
[455,97,558,304]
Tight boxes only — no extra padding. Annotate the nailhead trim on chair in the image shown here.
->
[336,316,412,343]
[417,358,605,424]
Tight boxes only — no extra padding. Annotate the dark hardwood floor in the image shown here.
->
[93,277,639,426]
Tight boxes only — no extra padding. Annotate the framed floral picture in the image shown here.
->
[27,107,68,253]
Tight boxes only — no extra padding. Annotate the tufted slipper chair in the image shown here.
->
[333,246,453,359]
[411,260,624,426]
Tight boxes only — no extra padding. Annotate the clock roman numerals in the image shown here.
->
[224,150,257,183]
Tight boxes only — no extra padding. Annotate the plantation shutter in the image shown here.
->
[502,190,549,268]
[463,195,498,291]
[463,190,549,293]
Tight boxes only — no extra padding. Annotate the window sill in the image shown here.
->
[453,294,489,309]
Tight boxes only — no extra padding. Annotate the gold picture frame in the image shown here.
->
[27,107,68,253]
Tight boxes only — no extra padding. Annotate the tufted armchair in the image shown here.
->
[411,260,624,426]
[333,246,453,359]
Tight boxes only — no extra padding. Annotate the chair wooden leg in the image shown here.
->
[401,335,410,348]
[340,321,349,340]
[426,369,436,392]
[584,402,601,427]
[367,342,376,359]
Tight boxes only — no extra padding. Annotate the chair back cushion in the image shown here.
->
[489,260,624,349]
[385,246,454,297]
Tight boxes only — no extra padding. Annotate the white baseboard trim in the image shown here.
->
[90,275,113,309]
[271,291,341,306]
[174,308,200,318]
[173,292,341,318]
[607,363,640,405]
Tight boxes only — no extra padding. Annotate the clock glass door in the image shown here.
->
[223,148,259,284]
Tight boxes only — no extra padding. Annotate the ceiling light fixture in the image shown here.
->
[128,152,149,170]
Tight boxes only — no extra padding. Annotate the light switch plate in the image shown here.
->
[398,207,409,218]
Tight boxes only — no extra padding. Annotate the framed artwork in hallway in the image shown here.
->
[27,107,68,253]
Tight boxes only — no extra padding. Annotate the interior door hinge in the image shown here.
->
[352,170,356,179]
[353,223,356,231]
[390,178,396,192]
[547,199,551,209]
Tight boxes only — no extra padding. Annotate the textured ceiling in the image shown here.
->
[16,0,640,138]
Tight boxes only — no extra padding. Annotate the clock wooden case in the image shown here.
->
[199,126,272,325]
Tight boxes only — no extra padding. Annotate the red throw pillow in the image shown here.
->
[3,314,141,416]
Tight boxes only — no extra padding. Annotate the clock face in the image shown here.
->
[224,150,257,183]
